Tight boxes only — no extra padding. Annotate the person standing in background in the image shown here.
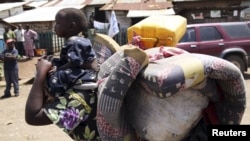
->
[14,24,25,58]
[23,25,37,59]
[0,39,19,98]
[3,26,15,43]
[88,12,95,28]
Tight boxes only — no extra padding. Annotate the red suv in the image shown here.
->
[176,22,250,73]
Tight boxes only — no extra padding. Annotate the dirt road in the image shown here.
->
[0,57,73,141]
[0,57,249,141]
[0,85,73,141]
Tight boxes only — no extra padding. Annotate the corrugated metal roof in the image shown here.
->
[87,0,111,5]
[3,6,84,23]
[41,0,86,7]
[25,0,49,8]
[100,0,173,10]
[41,0,111,6]
[241,1,250,7]
[0,2,28,12]
[115,0,141,3]
[172,0,206,2]
[127,8,175,18]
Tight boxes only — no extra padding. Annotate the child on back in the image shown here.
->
[44,8,99,99]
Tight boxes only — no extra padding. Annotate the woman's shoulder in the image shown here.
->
[26,29,37,34]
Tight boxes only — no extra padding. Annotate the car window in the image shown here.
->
[200,26,222,41]
[179,28,196,43]
[221,24,250,38]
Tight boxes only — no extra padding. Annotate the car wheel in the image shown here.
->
[225,55,245,73]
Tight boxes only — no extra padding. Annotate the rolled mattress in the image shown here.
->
[125,47,246,140]
[92,33,246,141]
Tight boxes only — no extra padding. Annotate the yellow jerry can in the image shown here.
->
[127,15,187,49]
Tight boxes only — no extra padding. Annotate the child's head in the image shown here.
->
[6,39,15,49]
[54,8,88,39]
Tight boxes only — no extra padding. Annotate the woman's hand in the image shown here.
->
[38,55,56,75]
[49,66,57,75]
[36,57,52,77]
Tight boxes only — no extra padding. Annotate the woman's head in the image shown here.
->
[24,25,30,31]
[54,8,88,39]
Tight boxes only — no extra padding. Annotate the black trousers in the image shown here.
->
[16,41,25,57]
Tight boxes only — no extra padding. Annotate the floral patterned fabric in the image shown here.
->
[43,88,100,141]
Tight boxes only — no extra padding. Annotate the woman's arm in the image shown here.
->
[58,58,99,72]
[25,58,53,125]
[31,29,38,40]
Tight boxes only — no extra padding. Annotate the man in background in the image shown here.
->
[14,24,25,58]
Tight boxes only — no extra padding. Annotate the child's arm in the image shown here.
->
[2,49,18,61]
[59,58,99,71]
[25,58,53,125]
[4,53,18,60]
[82,58,99,71]
[56,62,74,71]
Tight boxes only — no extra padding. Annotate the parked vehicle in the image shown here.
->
[176,22,250,73]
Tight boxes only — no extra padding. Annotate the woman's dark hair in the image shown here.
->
[57,8,88,37]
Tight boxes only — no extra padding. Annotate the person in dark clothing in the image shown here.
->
[0,39,19,98]
[88,12,95,28]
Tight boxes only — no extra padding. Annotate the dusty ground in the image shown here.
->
[0,57,73,141]
[0,57,249,141]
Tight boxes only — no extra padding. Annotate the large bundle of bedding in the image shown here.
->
[92,33,246,141]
